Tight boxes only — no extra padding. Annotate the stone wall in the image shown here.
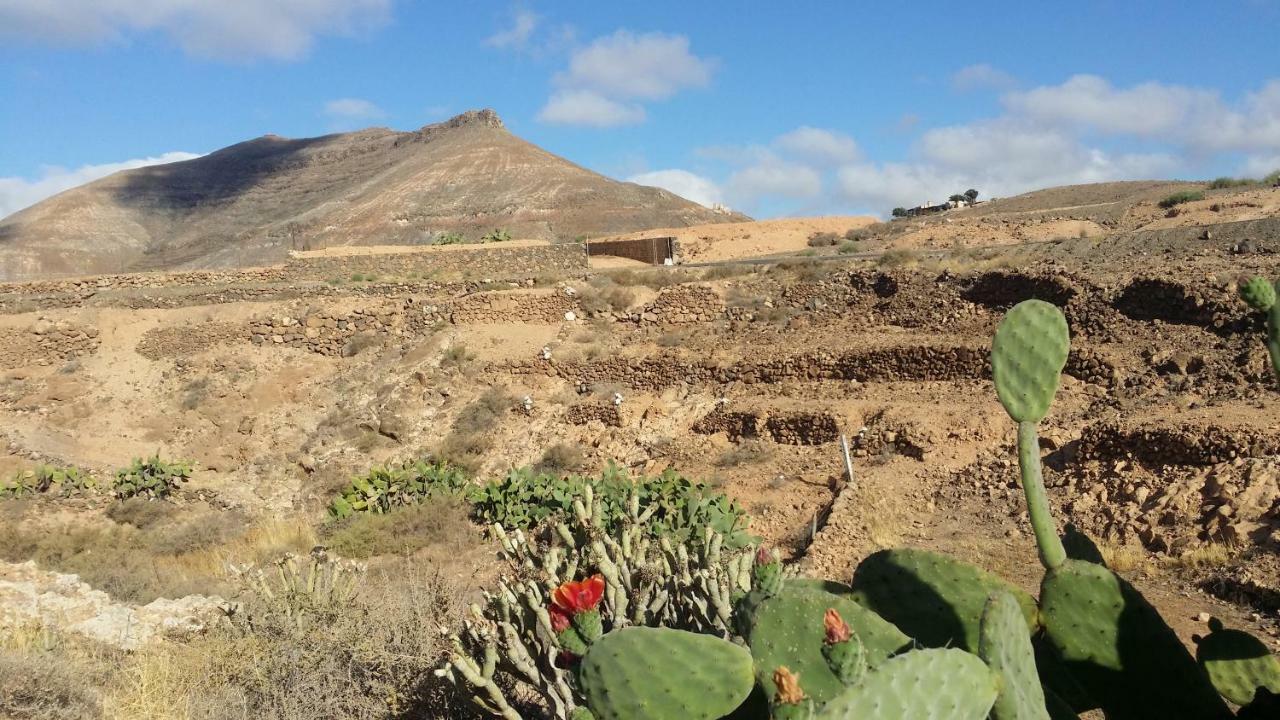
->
[0,318,100,368]
[565,403,622,427]
[0,243,586,299]
[280,243,586,283]
[451,290,579,324]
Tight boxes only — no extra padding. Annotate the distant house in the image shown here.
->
[904,201,950,217]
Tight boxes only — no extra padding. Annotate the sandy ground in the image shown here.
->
[594,216,877,263]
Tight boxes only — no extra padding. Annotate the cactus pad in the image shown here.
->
[1039,559,1230,718]
[849,548,1038,652]
[814,648,999,720]
[1195,620,1280,706]
[1240,276,1277,312]
[578,627,754,720]
[980,591,1050,720]
[991,299,1069,423]
[747,584,911,705]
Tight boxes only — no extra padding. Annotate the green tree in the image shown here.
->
[964,188,980,202]
[891,207,907,218]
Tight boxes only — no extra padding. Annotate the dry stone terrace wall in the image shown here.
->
[0,243,586,306]
[565,402,622,427]
[280,243,586,282]
[692,407,840,446]
[0,318,100,368]
[451,290,579,324]
[1078,420,1280,468]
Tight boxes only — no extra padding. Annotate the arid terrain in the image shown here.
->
[3,177,1280,718]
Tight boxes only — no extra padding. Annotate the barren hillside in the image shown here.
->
[0,109,747,282]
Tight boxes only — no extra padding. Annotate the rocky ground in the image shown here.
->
[2,183,1280,701]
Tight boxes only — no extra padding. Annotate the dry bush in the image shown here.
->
[605,269,681,289]
[807,231,840,247]
[0,624,119,720]
[656,328,693,347]
[699,265,755,281]
[0,509,314,604]
[96,556,477,720]
[341,332,383,358]
[771,259,830,282]
[439,343,475,371]
[533,442,587,476]
[876,248,921,268]
[438,387,515,471]
[321,496,475,559]
[577,279,638,314]
[715,440,773,468]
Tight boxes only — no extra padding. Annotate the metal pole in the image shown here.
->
[839,434,854,488]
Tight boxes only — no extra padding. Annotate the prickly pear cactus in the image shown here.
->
[1240,276,1277,311]
[746,584,910,705]
[1039,559,1231,718]
[577,627,754,720]
[980,591,1050,720]
[814,648,999,720]
[991,299,1069,424]
[1195,618,1280,706]
[849,548,1037,653]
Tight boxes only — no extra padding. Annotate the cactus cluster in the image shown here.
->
[1238,276,1280,382]
[112,454,192,500]
[438,484,756,719]
[442,299,1280,719]
[0,464,95,498]
[228,548,365,634]
[329,458,468,518]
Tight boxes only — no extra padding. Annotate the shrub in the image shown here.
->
[1157,190,1205,209]
[481,228,512,243]
[435,231,466,245]
[214,551,472,719]
[837,240,860,255]
[843,228,865,242]
[806,231,840,247]
[891,207,907,218]
[322,496,475,558]
[112,455,192,500]
[0,464,94,499]
[877,247,920,268]
[577,279,637,314]
[1207,176,1255,190]
[533,442,587,476]
[1266,169,1280,186]
[440,342,474,370]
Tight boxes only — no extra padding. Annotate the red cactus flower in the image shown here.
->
[551,574,605,615]
[823,608,851,644]
[755,546,773,565]
[549,605,571,633]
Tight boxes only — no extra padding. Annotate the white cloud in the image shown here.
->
[728,161,823,202]
[485,8,538,49]
[0,0,391,61]
[538,90,645,127]
[538,29,714,126]
[0,151,202,219]
[323,97,385,119]
[557,30,714,100]
[836,119,1178,211]
[774,127,860,165]
[951,63,1016,92]
[627,169,723,207]
[1002,75,1280,154]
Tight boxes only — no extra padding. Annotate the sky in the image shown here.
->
[1,1,1279,220]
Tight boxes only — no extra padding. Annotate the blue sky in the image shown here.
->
[2,1,1279,219]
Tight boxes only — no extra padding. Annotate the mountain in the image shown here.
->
[0,109,747,281]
